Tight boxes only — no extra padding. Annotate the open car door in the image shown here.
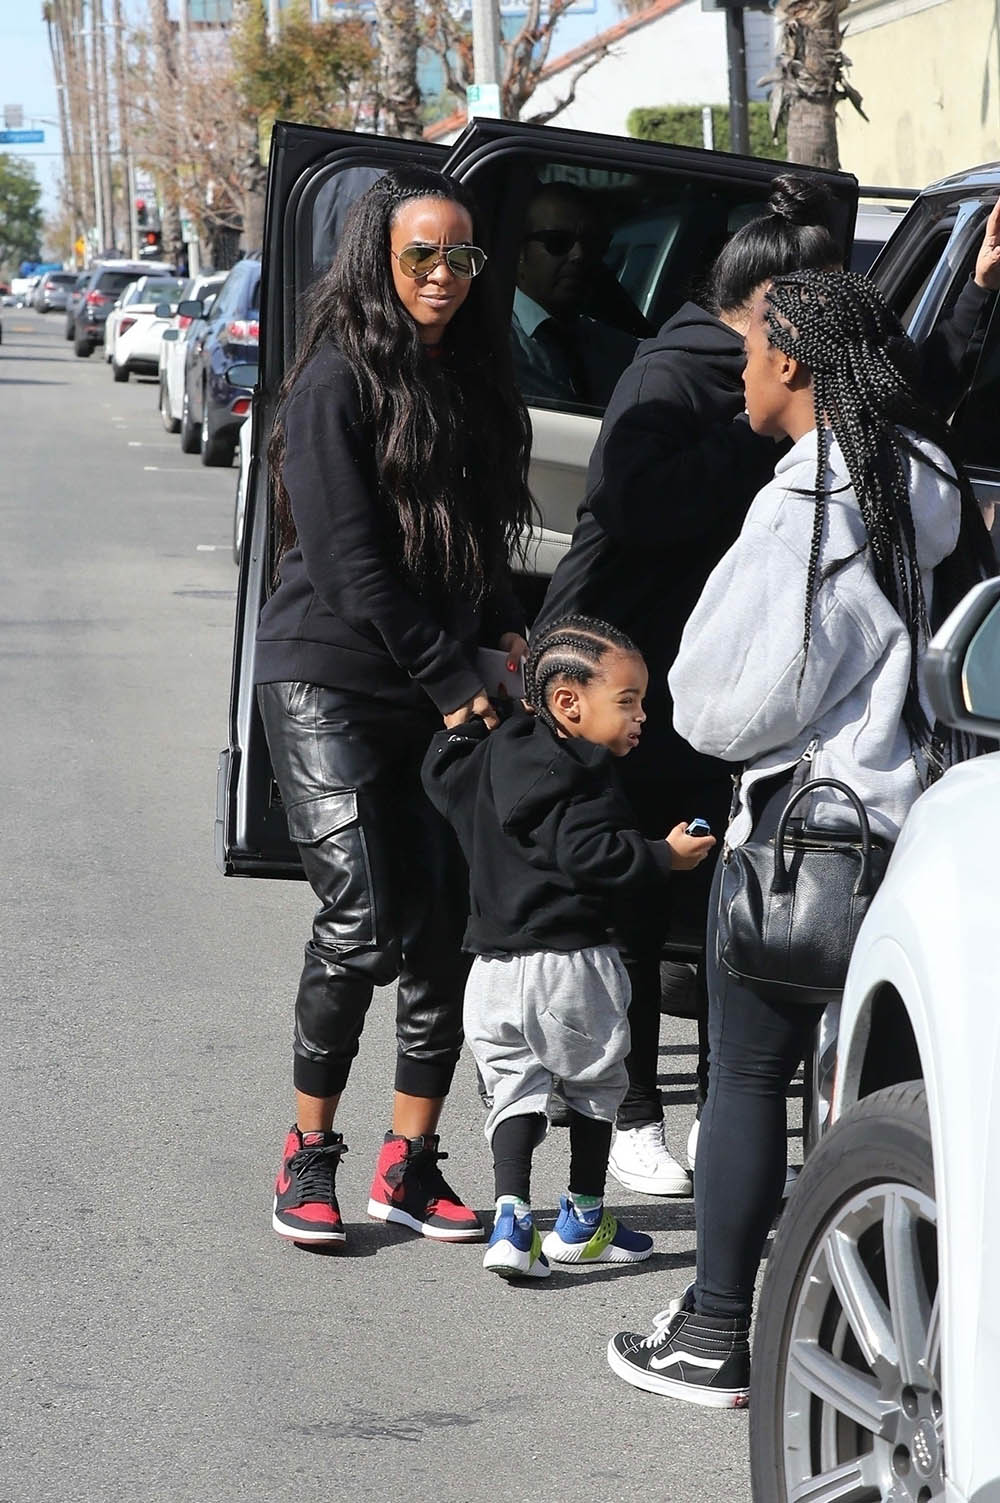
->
[217,117,859,879]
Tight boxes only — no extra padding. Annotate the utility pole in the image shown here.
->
[471,0,501,90]
[267,0,281,43]
[725,5,749,155]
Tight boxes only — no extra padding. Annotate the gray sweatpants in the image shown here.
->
[464,946,632,1144]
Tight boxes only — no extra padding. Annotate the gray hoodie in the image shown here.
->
[668,426,961,846]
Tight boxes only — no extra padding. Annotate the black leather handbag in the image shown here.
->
[717,775,893,1006]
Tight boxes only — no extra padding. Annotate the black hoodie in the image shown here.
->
[537,302,779,785]
[421,712,673,955]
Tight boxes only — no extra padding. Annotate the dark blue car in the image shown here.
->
[179,254,259,466]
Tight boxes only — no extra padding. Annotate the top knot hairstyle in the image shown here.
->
[525,615,640,734]
[269,164,533,604]
[708,173,841,317]
[762,267,996,777]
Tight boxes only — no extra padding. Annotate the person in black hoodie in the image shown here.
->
[422,616,714,1280]
[535,176,1000,1199]
[256,166,533,1250]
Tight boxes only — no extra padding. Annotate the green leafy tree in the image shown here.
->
[0,157,44,273]
[628,103,788,161]
[232,0,377,130]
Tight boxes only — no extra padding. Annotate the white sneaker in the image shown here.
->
[688,1113,800,1199]
[608,1122,692,1197]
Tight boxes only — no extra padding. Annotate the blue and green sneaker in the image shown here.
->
[541,1195,653,1265]
[482,1204,551,1280]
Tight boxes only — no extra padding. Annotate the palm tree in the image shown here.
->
[766,0,866,170]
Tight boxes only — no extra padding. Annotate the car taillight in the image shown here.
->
[120,317,137,335]
[227,319,259,342]
[177,314,192,330]
[231,397,251,416]
[85,290,109,306]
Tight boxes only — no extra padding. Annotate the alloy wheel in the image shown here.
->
[782,1183,941,1501]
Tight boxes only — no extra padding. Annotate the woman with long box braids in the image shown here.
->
[608,268,996,1407]
[255,166,532,1249]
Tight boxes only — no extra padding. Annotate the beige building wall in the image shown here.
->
[836,0,1000,187]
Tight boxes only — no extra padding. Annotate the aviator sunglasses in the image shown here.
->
[393,242,488,280]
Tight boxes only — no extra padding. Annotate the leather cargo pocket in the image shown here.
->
[285,790,358,844]
[285,790,376,949]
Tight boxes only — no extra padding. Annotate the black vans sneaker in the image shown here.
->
[607,1297,750,1408]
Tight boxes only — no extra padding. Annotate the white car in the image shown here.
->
[750,576,1000,1503]
[107,274,186,382]
[158,271,226,434]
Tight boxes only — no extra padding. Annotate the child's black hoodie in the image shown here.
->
[421,711,672,955]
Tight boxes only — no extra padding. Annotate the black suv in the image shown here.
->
[178,254,260,467]
[73,258,174,357]
[217,123,1000,879]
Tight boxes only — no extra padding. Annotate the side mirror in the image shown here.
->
[177,299,203,319]
[162,328,179,342]
[154,302,172,317]
[926,577,1000,736]
[226,362,259,389]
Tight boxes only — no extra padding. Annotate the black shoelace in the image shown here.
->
[290,1142,346,1204]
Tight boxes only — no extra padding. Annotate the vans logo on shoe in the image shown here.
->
[648,1351,726,1373]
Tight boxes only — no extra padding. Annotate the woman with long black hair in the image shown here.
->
[255,165,533,1249]
[607,268,996,1406]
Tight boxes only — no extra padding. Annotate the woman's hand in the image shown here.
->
[665,822,717,871]
[974,197,1000,290]
[498,631,529,671]
[443,690,499,731]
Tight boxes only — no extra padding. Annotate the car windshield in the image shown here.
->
[141,278,186,304]
[50,273,76,287]
[98,270,144,296]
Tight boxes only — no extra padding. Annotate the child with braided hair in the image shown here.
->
[608,269,995,1406]
[421,615,714,1279]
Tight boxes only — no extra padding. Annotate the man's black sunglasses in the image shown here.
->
[524,227,610,257]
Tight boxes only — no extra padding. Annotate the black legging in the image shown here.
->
[695,777,824,1320]
[492,1111,614,1201]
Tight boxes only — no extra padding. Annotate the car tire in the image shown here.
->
[179,388,201,454]
[74,335,93,358]
[160,377,180,434]
[749,1082,940,1502]
[200,392,235,467]
[112,359,130,382]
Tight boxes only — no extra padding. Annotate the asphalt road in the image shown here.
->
[1,314,761,1503]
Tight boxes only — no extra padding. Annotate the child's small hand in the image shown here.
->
[665,822,717,871]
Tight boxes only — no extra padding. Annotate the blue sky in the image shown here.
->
[0,0,620,220]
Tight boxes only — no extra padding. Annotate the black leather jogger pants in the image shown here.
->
[257,682,470,1101]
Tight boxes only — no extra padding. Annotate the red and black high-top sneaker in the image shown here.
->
[367,1133,483,1241]
[272,1126,347,1246]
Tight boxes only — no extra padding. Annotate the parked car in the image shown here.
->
[73,258,173,358]
[63,272,90,341]
[157,271,225,434]
[102,280,141,363]
[32,270,77,313]
[106,274,186,381]
[749,575,1000,1503]
[179,255,260,466]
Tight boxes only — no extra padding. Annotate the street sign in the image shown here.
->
[0,129,44,144]
[466,83,501,118]
[4,105,24,129]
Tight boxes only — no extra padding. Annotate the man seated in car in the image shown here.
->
[512,181,638,408]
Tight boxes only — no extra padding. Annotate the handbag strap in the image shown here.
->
[772,777,876,897]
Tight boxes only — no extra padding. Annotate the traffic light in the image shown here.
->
[141,229,163,256]
[136,197,148,227]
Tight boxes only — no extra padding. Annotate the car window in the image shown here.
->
[245,275,260,316]
[950,296,1000,474]
[141,277,186,303]
[493,160,790,416]
[51,273,76,288]
[97,270,143,296]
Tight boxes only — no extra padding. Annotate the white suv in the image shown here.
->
[750,577,1000,1503]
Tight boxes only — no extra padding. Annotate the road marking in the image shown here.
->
[143,465,201,472]
[197,544,224,551]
